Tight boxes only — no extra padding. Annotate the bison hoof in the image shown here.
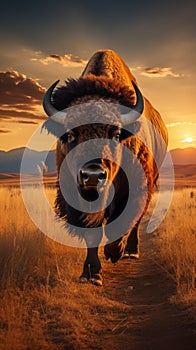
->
[79,273,103,286]
[89,274,103,286]
[121,250,130,259]
[79,276,89,284]
[121,251,140,259]
[130,252,140,259]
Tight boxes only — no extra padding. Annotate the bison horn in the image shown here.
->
[43,80,67,125]
[121,81,144,125]
[43,79,143,126]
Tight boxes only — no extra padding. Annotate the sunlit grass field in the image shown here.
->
[157,189,196,299]
[0,185,195,349]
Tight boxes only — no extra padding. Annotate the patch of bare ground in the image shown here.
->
[100,231,196,350]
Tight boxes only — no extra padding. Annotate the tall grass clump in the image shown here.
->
[0,186,54,289]
[0,186,86,349]
[158,188,196,301]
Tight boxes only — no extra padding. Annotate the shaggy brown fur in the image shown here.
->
[44,74,167,151]
[81,49,137,88]
[43,49,168,283]
[52,74,136,111]
[44,67,166,233]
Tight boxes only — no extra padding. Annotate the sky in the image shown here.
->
[0,0,195,151]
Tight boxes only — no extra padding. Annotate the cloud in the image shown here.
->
[166,122,196,128]
[0,70,45,105]
[18,120,38,125]
[181,136,196,143]
[0,128,10,133]
[140,66,183,78]
[31,52,88,67]
[0,109,44,120]
[0,70,46,122]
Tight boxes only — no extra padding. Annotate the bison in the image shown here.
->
[43,50,168,286]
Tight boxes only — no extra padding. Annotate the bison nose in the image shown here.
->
[79,165,107,188]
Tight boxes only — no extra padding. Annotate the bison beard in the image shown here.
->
[43,49,168,286]
[55,162,130,229]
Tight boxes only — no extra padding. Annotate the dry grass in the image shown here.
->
[0,187,128,350]
[0,185,196,349]
[154,188,196,302]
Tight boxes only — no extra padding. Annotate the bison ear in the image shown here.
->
[42,118,65,138]
[121,122,141,140]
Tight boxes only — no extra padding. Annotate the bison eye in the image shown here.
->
[112,133,121,142]
[67,133,76,143]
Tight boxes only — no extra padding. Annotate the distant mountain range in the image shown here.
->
[0,147,56,173]
[169,147,196,165]
[0,147,195,173]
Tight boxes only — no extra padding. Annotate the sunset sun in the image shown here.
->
[182,136,193,143]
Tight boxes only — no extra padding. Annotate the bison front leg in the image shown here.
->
[122,222,140,259]
[79,247,103,286]
[104,237,125,263]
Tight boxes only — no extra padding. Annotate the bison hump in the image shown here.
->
[81,50,137,89]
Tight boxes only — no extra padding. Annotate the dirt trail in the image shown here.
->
[93,231,196,350]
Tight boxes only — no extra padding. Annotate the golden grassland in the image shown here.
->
[156,189,196,301]
[141,187,196,302]
[0,186,195,349]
